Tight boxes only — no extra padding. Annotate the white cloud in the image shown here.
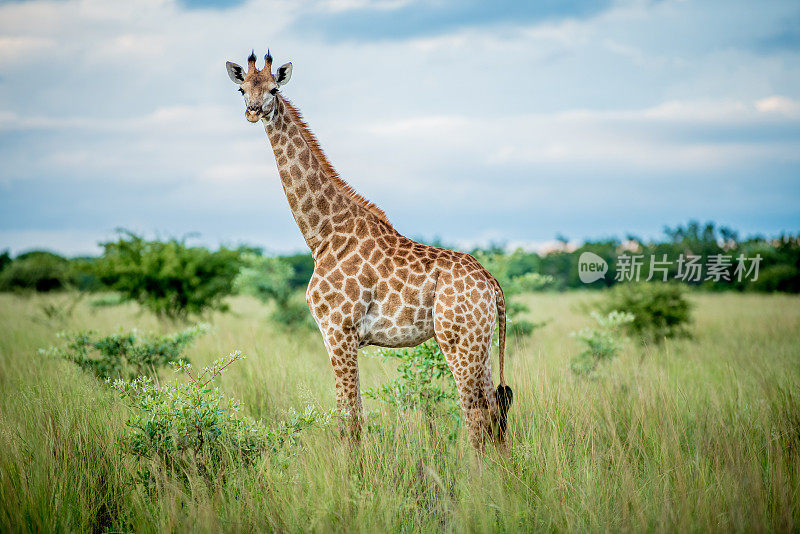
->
[316,0,416,13]
[639,99,751,121]
[755,95,800,116]
[200,162,278,183]
[0,36,56,67]
[362,98,800,172]
[95,33,168,61]
[366,115,470,136]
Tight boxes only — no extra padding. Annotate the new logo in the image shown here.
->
[578,252,608,283]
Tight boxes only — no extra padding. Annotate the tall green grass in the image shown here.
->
[0,291,798,532]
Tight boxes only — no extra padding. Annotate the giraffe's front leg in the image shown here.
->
[323,329,363,442]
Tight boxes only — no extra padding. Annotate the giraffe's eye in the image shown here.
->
[238,87,245,94]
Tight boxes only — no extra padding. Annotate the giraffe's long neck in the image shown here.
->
[263,95,392,256]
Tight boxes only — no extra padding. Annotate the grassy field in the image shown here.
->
[0,291,799,532]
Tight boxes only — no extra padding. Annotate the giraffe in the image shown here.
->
[225,51,513,449]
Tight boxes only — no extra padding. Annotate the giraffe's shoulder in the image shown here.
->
[388,236,450,266]
[431,249,496,286]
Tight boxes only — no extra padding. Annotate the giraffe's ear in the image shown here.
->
[275,62,293,87]
[226,61,245,84]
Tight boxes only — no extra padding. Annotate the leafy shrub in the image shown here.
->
[570,311,634,375]
[363,339,459,420]
[597,282,692,343]
[111,352,334,481]
[96,231,241,319]
[0,251,76,292]
[45,324,207,380]
[235,253,314,329]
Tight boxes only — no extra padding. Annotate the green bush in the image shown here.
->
[111,352,334,481]
[96,231,241,319]
[0,251,76,292]
[235,253,315,329]
[45,324,208,380]
[363,339,459,420]
[597,282,692,343]
[570,311,634,375]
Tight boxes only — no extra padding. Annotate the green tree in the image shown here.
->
[96,231,240,319]
[0,250,76,292]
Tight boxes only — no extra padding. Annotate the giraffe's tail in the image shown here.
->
[491,276,513,438]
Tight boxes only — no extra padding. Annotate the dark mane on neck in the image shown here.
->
[279,96,393,227]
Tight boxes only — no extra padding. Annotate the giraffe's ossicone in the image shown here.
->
[226,51,513,449]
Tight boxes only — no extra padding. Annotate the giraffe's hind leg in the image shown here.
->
[433,276,497,450]
[438,332,495,449]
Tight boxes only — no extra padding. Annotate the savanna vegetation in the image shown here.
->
[0,221,798,532]
[1,291,798,532]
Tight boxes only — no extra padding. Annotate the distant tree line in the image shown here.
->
[525,221,799,292]
[262,220,799,293]
[0,221,797,316]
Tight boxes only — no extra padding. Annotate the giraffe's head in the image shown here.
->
[226,50,293,123]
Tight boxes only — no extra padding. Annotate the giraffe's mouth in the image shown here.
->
[246,109,262,123]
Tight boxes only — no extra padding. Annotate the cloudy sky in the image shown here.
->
[0,0,798,256]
